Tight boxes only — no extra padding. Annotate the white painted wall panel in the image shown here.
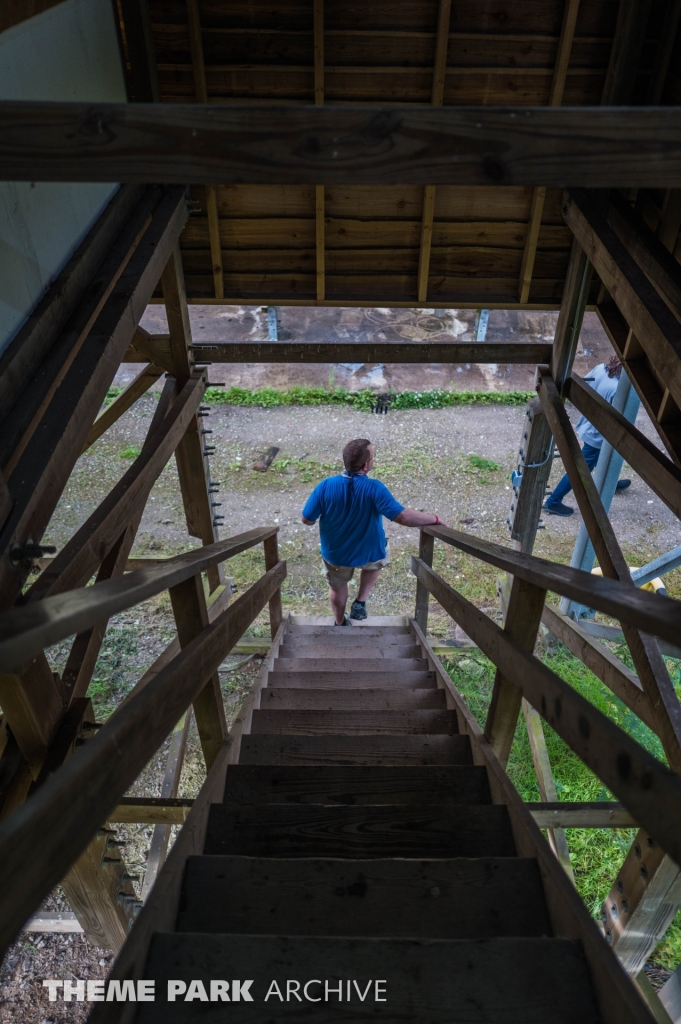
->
[0,0,127,353]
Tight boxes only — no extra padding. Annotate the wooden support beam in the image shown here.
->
[537,367,681,772]
[81,362,163,454]
[26,373,205,602]
[597,300,681,466]
[602,830,681,974]
[0,560,286,954]
[162,244,223,590]
[0,187,156,478]
[414,530,435,633]
[518,0,581,303]
[115,0,160,103]
[542,604,655,732]
[416,0,452,304]
[315,185,325,302]
[140,711,192,899]
[312,0,325,301]
[109,797,194,826]
[186,0,223,300]
[263,533,283,640]
[564,188,681,414]
[3,103,681,186]
[507,397,553,553]
[528,802,636,828]
[0,527,275,672]
[485,577,547,767]
[0,187,189,611]
[183,341,553,365]
[0,655,64,775]
[410,555,681,865]
[523,699,575,881]
[601,0,652,106]
[657,190,681,254]
[169,575,227,770]
[606,190,681,320]
[567,372,681,518]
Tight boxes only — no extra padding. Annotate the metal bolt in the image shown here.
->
[201,429,213,435]
[102,856,120,865]
[211,502,222,507]
[10,541,56,565]
[121,873,140,882]
[81,720,103,730]
[106,838,125,848]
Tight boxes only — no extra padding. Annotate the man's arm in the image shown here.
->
[393,508,447,527]
[301,516,315,525]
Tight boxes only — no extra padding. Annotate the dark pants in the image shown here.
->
[546,442,601,506]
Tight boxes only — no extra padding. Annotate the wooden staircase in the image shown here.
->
[133,617,607,1022]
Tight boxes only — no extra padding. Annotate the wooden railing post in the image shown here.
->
[168,574,226,771]
[414,529,434,633]
[263,533,283,640]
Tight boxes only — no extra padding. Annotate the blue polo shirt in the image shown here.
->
[302,474,404,567]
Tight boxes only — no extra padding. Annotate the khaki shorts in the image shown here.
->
[321,544,390,590]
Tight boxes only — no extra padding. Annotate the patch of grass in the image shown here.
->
[119,445,141,460]
[467,454,500,472]
[203,385,535,411]
[443,644,681,968]
[104,386,124,405]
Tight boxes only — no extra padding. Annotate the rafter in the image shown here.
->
[518,0,580,304]
[417,0,452,304]
[314,0,325,302]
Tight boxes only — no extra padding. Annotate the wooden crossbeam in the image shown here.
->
[0,187,189,612]
[410,555,681,865]
[416,0,452,303]
[518,0,581,303]
[0,528,276,671]
[0,561,286,956]
[537,367,681,772]
[528,803,636,828]
[186,0,223,300]
[567,372,681,518]
[109,797,194,825]
[182,341,552,364]
[564,189,681,415]
[2,104,681,186]
[81,362,163,453]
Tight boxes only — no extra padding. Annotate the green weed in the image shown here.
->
[203,386,534,411]
[119,445,141,460]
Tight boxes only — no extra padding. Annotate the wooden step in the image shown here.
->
[279,644,423,660]
[282,632,415,646]
[222,765,491,805]
[238,734,472,766]
[250,710,458,735]
[259,688,447,710]
[267,671,437,688]
[204,803,515,858]
[139,934,599,1024]
[178,855,551,938]
[273,657,429,673]
[288,625,408,636]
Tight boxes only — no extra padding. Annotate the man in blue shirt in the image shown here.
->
[543,356,631,517]
[302,437,446,625]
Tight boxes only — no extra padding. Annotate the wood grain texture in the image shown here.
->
[421,522,681,646]
[273,657,429,673]
[259,687,447,710]
[267,671,437,688]
[179,855,550,938]
[138,933,600,1024]
[205,802,515,857]
[249,709,458,735]
[238,733,472,766]
[186,340,553,363]
[279,644,423,659]
[221,764,490,805]
[2,103,681,186]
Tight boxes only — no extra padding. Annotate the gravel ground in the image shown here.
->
[3,366,680,1021]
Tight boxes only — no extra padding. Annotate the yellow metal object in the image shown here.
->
[591,566,666,596]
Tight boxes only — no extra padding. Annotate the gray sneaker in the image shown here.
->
[350,600,367,620]
[543,501,574,517]
[334,614,352,627]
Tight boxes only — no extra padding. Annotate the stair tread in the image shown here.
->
[205,803,514,857]
[280,645,422,659]
[139,934,599,1024]
[239,734,472,766]
[178,855,551,938]
[250,710,458,735]
[267,672,436,688]
[273,658,429,672]
[222,765,491,805]
[281,635,416,646]
[288,625,408,635]
[259,689,447,710]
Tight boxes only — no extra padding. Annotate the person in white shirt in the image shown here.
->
[543,355,631,517]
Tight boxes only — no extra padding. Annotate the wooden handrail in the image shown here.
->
[0,560,286,955]
[0,527,277,672]
[410,555,681,864]
[421,523,681,645]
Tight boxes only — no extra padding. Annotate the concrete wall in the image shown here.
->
[0,0,127,354]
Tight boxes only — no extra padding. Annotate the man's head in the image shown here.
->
[605,355,623,378]
[343,438,374,474]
